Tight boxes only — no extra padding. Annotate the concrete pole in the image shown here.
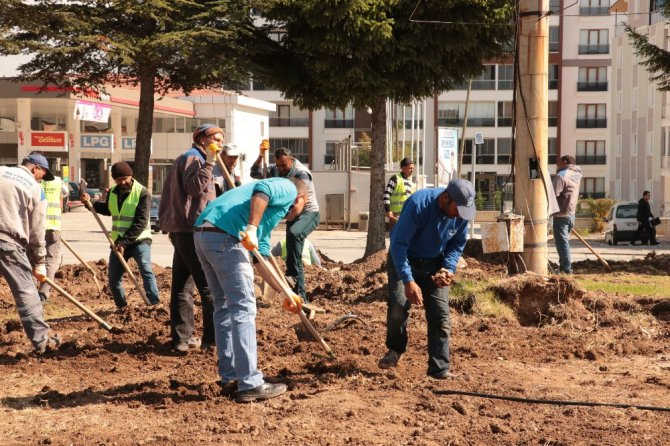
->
[515,0,549,275]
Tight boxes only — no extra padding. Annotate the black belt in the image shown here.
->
[194,226,228,235]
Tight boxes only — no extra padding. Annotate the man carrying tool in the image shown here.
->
[213,144,242,196]
[551,155,582,274]
[194,177,305,403]
[251,146,320,302]
[631,191,660,246]
[383,157,416,229]
[81,162,160,310]
[378,179,476,380]
[28,151,66,302]
[0,154,62,354]
[159,123,221,352]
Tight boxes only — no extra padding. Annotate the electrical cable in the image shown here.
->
[433,389,670,412]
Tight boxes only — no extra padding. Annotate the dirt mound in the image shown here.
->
[573,252,670,275]
[489,273,587,326]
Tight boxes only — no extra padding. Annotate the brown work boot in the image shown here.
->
[378,349,402,369]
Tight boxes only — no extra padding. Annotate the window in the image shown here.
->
[497,138,511,164]
[154,117,176,133]
[269,138,309,164]
[468,102,495,127]
[548,137,557,165]
[325,106,354,128]
[438,102,466,126]
[325,141,337,166]
[579,29,609,54]
[464,139,495,164]
[471,65,496,90]
[549,64,559,90]
[580,177,606,198]
[549,27,560,52]
[578,67,607,91]
[576,140,606,164]
[580,0,609,15]
[548,101,558,127]
[498,65,514,90]
[498,101,513,127]
[31,116,66,131]
[549,0,561,12]
[576,104,607,128]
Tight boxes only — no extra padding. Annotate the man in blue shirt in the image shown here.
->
[378,179,476,380]
[193,177,306,403]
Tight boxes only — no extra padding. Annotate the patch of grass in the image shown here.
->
[576,275,670,298]
[0,303,81,325]
[450,279,515,320]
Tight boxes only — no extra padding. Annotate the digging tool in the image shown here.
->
[60,237,103,293]
[247,244,335,358]
[215,152,237,190]
[43,277,113,331]
[570,228,612,271]
[80,179,151,305]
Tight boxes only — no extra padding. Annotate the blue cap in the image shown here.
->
[446,179,476,221]
[23,154,55,181]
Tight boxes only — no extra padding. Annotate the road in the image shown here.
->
[58,208,668,267]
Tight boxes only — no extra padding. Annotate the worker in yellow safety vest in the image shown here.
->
[271,238,322,268]
[383,157,416,228]
[81,162,160,309]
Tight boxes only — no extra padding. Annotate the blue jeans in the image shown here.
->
[194,230,264,391]
[386,253,451,377]
[108,241,160,307]
[553,215,574,274]
[286,211,320,301]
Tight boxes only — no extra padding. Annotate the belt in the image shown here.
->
[194,226,229,235]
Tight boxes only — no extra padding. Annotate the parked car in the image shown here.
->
[63,181,103,212]
[604,201,639,245]
[150,195,161,233]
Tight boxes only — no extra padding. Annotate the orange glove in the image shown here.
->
[259,139,270,154]
[239,225,258,251]
[33,264,47,283]
[206,142,222,166]
[282,292,303,314]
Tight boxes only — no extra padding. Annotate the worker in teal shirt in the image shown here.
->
[193,177,306,403]
[379,179,476,380]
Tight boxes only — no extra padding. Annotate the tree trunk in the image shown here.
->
[363,96,387,258]
[134,67,156,188]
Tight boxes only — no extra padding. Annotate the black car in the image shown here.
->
[150,195,161,233]
[63,182,103,212]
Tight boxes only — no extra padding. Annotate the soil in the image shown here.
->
[1,249,669,445]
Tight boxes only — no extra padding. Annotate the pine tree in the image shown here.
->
[626,5,670,90]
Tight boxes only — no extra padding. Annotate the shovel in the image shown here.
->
[61,237,103,293]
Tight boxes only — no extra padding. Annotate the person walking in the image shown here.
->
[194,177,305,403]
[81,162,160,310]
[631,190,660,246]
[383,157,416,228]
[0,154,62,354]
[378,179,476,380]
[551,155,582,274]
[250,146,320,302]
[159,123,222,352]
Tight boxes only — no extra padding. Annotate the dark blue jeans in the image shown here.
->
[108,241,160,308]
[386,253,451,376]
[553,215,574,274]
[286,211,320,301]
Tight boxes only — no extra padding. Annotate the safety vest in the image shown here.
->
[389,174,415,214]
[41,176,63,231]
[280,239,313,266]
[108,180,152,242]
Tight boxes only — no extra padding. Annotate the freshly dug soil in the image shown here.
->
[1,251,669,445]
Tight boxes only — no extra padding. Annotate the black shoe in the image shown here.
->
[629,242,636,246]
[429,370,459,380]
[235,382,287,403]
[650,241,660,246]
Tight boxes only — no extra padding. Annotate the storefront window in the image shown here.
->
[31,116,66,131]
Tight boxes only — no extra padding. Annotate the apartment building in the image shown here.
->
[610,0,670,216]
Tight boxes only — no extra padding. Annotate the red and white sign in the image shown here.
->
[31,131,68,151]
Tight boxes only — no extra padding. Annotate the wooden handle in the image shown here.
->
[215,153,237,190]
[44,277,113,331]
[570,228,611,271]
[61,237,103,293]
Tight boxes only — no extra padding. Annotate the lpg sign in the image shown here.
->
[80,134,114,150]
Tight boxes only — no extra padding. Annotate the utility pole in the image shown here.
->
[515,0,549,275]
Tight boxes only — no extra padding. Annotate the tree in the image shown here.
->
[252,0,513,257]
[0,0,254,186]
[626,4,670,90]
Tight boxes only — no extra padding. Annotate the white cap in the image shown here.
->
[223,144,241,157]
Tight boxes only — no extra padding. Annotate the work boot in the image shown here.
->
[651,241,660,246]
[235,382,287,403]
[173,336,201,352]
[378,349,402,369]
[34,333,62,355]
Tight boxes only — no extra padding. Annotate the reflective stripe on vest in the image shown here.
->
[280,239,313,266]
[389,174,415,214]
[42,177,63,231]
[108,180,152,242]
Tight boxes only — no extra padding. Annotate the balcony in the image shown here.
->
[324,119,354,129]
[579,6,609,15]
[497,80,513,90]
[576,118,607,128]
[579,44,609,55]
[577,81,608,92]
[438,118,464,127]
[270,117,309,127]
[467,117,495,127]
[497,156,511,164]
[498,117,513,127]
[471,80,496,90]
[576,155,607,165]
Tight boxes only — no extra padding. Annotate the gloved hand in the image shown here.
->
[206,142,222,166]
[259,139,270,154]
[282,292,303,314]
[239,224,258,251]
[33,264,47,282]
